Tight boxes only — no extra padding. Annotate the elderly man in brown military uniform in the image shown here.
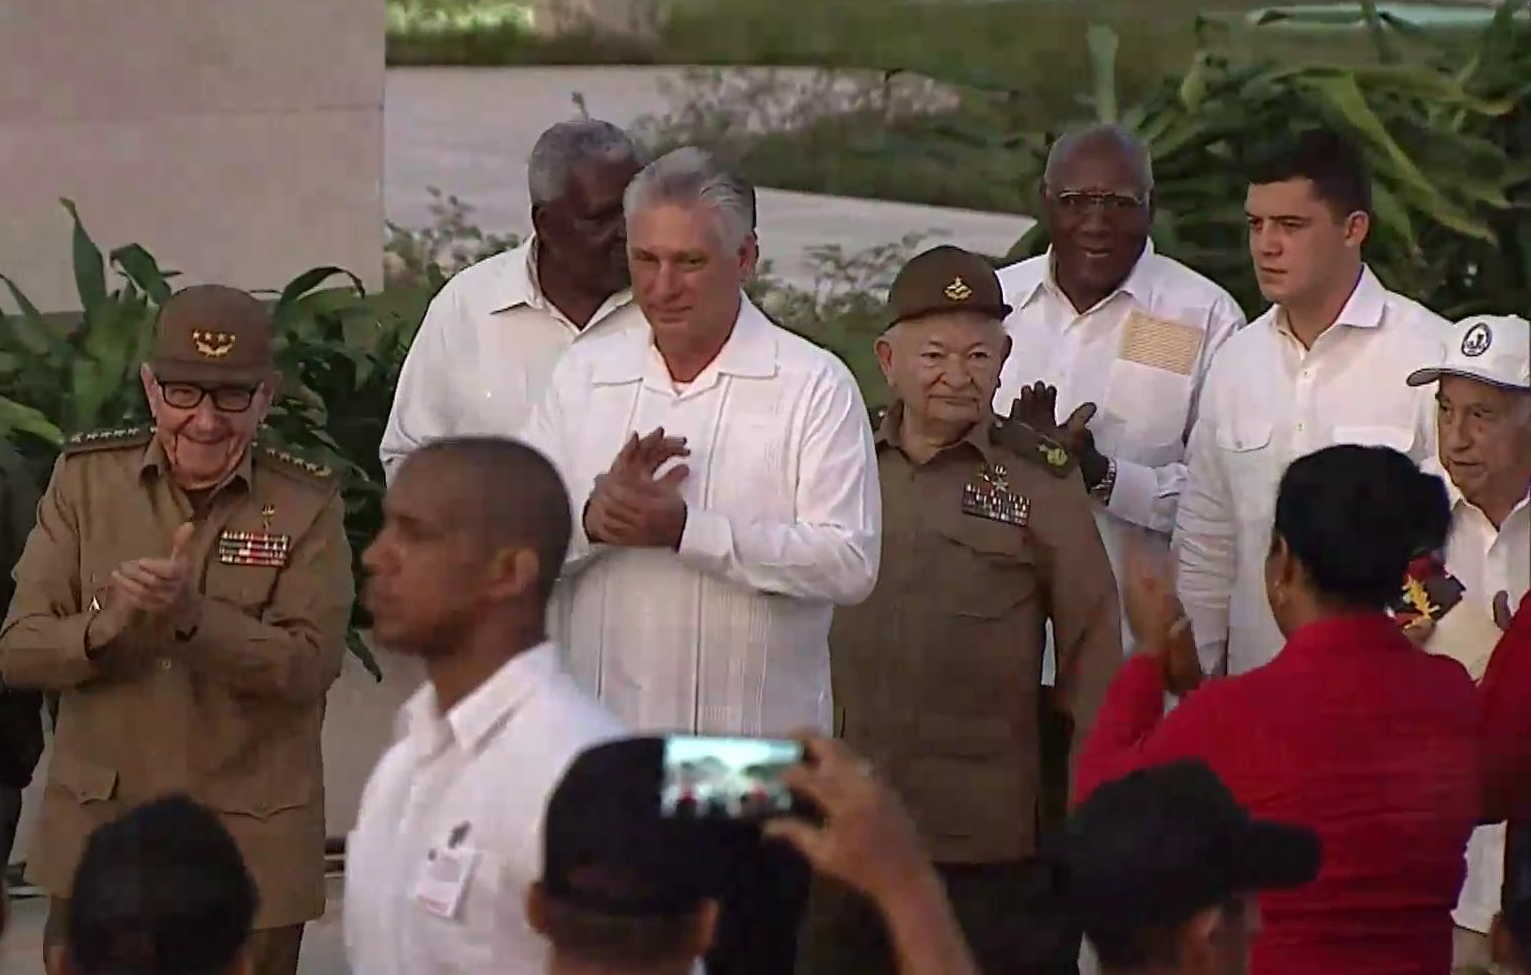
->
[801,247,1122,975]
[0,286,353,975]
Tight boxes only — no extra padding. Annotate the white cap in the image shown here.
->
[1407,314,1530,391]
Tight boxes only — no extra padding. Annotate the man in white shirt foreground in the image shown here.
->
[381,119,647,482]
[1402,314,1531,971]
[522,145,881,974]
[1175,127,1446,675]
[345,437,623,975]
[996,124,1244,651]
[529,735,981,975]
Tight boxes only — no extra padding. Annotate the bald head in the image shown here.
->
[407,438,572,601]
[1044,124,1154,196]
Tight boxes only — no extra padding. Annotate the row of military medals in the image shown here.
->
[218,504,292,568]
[962,462,1030,528]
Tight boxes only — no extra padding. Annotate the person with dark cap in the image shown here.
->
[1051,760,1320,975]
[0,285,354,975]
[1079,444,1481,975]
[533,734,982,975]
[47,794,258,975]
[804,245,1121,974]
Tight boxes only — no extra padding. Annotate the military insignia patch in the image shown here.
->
[962,462,1029,527]
[192,329,237,359]
[218,529,292,568]
[1461,321,1492,358]
[944,276,973,301]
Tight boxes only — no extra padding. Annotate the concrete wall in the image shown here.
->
[0,0,384,313]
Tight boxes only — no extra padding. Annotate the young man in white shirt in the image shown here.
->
[344,438,624,975]
[380,120,647,482]
[521,146,880,974]
[1175,128,1447,676]
[995,125,1245,653]
[1402,314,1531,971]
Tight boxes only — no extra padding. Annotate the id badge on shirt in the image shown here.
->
[413,844,480,920]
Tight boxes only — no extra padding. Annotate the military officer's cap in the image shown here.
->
[150,285,275,386]
[886,245,1012,328]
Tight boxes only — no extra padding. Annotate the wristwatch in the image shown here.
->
[1089,458,1118,505]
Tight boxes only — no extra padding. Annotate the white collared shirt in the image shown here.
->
[1175,266,1447,675]
[521,297,881,735]
[994,245,1245,651]
[1439,480,1530,934]
[380,237,645,482]
[343,643,623,975]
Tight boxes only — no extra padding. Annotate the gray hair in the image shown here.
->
[527,120,641,207]
[623,147,757,251]
[1043,123,1154,194]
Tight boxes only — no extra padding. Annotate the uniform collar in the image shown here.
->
[594,295,779,385]
[484,235,635,318]
[138,434,254,492]
[403,641,562,757]
[874,399,999,466]
[1022,241,1155,314]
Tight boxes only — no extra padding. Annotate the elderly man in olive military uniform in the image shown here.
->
[803,247,1121,975]
[0,286,353,975]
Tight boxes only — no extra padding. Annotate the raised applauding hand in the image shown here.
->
[584,427,691,549]
[1122,540,1202,695]
[1006,382,1109,488]
[98,522,199,633]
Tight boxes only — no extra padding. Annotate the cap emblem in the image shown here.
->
[1461,322,1492,358]
[192,329,237,359]
[944,276,973,301]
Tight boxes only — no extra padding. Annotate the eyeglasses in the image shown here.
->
[1053,190,1148,213]
[157,381,260,413]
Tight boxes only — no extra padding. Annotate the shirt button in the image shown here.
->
[159,658,173,671]
[1296,422,1306,433]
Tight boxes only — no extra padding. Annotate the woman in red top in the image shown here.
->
[1078,444,1481,975]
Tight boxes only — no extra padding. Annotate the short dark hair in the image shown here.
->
[68,795,256,975]
[1273,444,1450,608]
[1248,128,1372,219]
[538,883,708,968]
[408,437,572,601]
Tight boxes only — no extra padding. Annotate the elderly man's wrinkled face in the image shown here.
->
[628,201,756,344]
[536,157,642,296]
[1436,375,1531,509]
[1044,139,1152,305]
[876,311,1009,434]
[140,364,273,491]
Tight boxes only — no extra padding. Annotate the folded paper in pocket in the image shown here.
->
[1119,310,1202,376]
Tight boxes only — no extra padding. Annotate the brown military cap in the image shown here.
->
[149,285,275,386]
[886,245,1012,327]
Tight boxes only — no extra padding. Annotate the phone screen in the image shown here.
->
[660,735,804,821]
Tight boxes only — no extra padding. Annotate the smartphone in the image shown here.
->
[660,734,804,821]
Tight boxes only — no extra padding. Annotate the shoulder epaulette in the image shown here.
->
[990,417,1077,478]
[62,426,153,455]
[257,444,335,483]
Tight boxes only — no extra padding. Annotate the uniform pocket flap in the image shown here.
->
[1215,414,1274,453]
[52,751,118,803]
[1332,424,1415,453]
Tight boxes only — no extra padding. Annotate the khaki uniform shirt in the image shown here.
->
[0,428,353,929]
[830,403,1121,863]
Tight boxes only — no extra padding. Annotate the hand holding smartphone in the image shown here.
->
[660,734,805,821]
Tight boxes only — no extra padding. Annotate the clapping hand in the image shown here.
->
[1123,539,1202,695]
[584,428,691,549]
[1007,382,1108,488]
[106,522,198,625]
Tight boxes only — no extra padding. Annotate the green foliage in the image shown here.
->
[384,187,522,290]
[0,203,430,680]
[1006,2,1531,317]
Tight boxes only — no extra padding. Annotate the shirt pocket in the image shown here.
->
[202,558,282,617]
[1214,412,1276,521]
[1331,424,1416,455]
[1105,357,1193,448]
[935,517,1039,620]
